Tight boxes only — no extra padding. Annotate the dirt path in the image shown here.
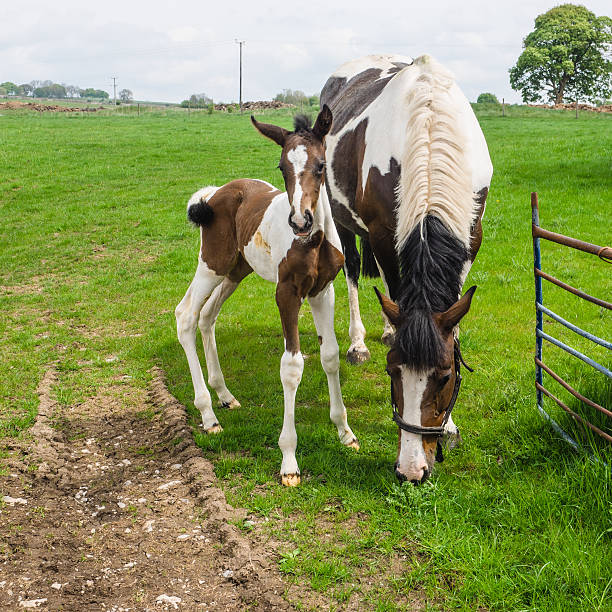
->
[0,368,293,611]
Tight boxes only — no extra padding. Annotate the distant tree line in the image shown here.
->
[179,90,320,109]
[0,80,114,101]
[274,89,319,107]
[180,93,213,108]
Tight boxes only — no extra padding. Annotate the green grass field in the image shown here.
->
[1,104,610,610]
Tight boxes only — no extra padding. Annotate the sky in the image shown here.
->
[2,1,610,104]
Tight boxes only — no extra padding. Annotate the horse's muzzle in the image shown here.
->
[289,209,313,237]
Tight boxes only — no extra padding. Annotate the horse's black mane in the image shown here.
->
[395,215,468,371]
[293,114,312,134]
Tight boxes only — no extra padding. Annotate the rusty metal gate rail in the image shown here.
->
[531,192,612,452]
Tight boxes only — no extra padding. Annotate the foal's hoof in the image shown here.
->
[281,473,301,487]
[345,438,360,451]
[346,347,370,364]
[205,423,223,434]
[381,331,395,347]
[219,398,241,409]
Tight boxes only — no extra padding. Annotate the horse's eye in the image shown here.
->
[315,161,325,175]
[385,367,392,376]
[439,373,451,388]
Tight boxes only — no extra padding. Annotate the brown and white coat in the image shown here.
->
[175,110,358,486]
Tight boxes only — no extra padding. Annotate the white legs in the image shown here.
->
[175,260,224,432]
[309,285,359,449]
[279,351,304,486]
[199,278,240,409]
[345,274,370,364]
[177,262,356,486]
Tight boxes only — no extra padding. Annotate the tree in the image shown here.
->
[509,4,612,104]
[79,88,110,100]
[18,84,33,97]
[33,83,67,99]
[0,81,18,95]
[65,84,81,98]
[180,93,213,108]
[119,89,133,102]
[477,92,500,104]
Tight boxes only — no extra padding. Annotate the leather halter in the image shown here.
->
[390,340,472,462]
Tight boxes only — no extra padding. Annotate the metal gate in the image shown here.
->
[531,192,611,452]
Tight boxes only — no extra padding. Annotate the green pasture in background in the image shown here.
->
[0,104,610,610]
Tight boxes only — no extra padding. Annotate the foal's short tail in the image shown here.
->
[187,186,219,227]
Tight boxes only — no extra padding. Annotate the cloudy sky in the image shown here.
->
[2,1,610,104]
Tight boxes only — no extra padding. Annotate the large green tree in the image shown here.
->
[509,4,612,104]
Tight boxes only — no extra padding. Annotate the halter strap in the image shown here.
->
[390,340,466,440]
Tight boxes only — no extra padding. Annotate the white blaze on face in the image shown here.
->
[287,144,308,224]
[396,366,432,482]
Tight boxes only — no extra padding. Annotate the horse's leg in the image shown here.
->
[198,277,242,409]
[375,263,396,347]
[175,260,224,433]
[337,225,369,364]
[309,284,359,449]
[276,282,304,486]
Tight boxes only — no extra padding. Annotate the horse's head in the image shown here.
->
[251,105,332,237]
[375,286,476,484]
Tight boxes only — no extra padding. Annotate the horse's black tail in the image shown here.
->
[187,187,217,227]
[360,236,380,278]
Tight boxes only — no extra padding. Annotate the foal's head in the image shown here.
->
[375,286,476,484]
[251,105,332,237]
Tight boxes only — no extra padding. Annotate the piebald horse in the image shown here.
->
[321,55,493,483]
[175,107,358,486]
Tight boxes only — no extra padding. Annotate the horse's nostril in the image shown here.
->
[394,468,407,482]
[420,469,430,483]
[410,479,421,486]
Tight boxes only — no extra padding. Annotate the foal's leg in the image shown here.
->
[198,277,241,409]
[309,284,359,449]
[337,226,369,364]
[175,260,224,433]
[276,284,304,487]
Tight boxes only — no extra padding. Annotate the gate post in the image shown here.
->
[531,192,543,408]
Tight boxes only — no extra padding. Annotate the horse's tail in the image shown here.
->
[394,55,475,254]
[187,186,219,227]
[360,236,380,278]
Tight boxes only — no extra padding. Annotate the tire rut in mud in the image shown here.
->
[0,367,291,611]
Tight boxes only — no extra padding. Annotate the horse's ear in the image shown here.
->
[374,287,400,327]
[434,286,477,335]
[251,116,290,147]
[312,104,333,141]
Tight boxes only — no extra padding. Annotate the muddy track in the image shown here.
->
[0,368,292,611]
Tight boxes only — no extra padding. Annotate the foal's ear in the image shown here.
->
[312,104,333,141]
[251,116,290,147]
[374,287,400,327]
[434,286,477,335]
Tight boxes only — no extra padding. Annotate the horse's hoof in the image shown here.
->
[205,423,223,434]
[281,473,301,487]
[346,347,370,364]
[345,438,360,451]
[220,398,240,409]
[381,331,395,346]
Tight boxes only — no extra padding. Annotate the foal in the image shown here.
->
[175,107,359,486]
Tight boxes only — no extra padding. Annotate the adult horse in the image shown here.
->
[321,54,493,483]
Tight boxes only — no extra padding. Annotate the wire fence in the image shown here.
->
[531,192,612,458]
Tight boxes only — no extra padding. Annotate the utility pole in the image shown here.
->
[112,77,117,106]
[235,39,245,114]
